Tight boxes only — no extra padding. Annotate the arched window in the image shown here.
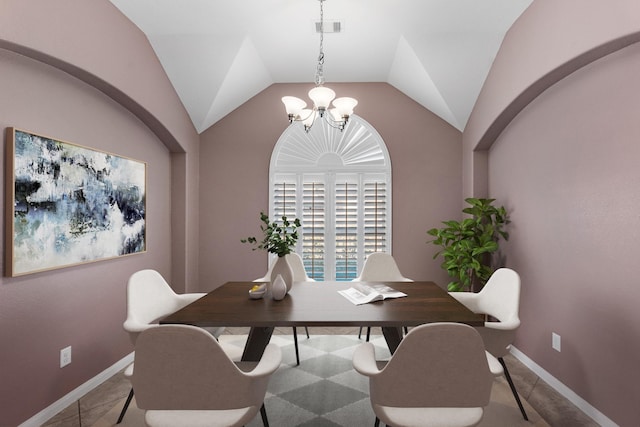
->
[270,115,392,281]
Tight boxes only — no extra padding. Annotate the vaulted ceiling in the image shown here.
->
[109,0,533,134]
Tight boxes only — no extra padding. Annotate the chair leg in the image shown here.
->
[260,403,269,427]
[292,327,300,366]
[304,326,309,339]
[116,388,134,424]
[360,326,376,341]
[498,357,528,421]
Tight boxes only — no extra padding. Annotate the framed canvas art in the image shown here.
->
[5,128,146,276]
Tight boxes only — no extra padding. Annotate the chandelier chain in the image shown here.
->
[315,0,325,86]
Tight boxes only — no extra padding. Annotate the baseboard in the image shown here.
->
[510,346,617,427]
[19,352,134,427]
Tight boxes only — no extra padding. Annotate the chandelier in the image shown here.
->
[281,0,357,133]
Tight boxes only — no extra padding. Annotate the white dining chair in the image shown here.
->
[353,322,503,427]
[132,324,281,427]
[117,269,233,424]
[448,267,528,420]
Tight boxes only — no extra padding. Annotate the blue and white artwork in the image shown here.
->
[7,128,146,276]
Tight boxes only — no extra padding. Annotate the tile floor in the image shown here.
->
[42,327,600,427]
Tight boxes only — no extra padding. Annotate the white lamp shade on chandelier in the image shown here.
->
[282,91,358,129]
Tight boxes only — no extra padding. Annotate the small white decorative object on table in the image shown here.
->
[271,274,288,300]
[271,255,294,293]
[249,283,267,299]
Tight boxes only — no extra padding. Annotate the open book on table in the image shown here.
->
[338,283,407,305]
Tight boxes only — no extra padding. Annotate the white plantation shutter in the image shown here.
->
[302,182,325,280]
[364,181,387,255]
[335,181,358,280]
[270,116,391,281]
[273,182,297,219]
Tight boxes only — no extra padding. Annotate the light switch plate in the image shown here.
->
[552,332,561,352]
[60,346,72,367]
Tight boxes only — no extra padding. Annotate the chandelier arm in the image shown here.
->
[304,118,337,133]
[322,118,346,131]
[325,114,349,130]
[299,110,315,122]
[309,114,349,133]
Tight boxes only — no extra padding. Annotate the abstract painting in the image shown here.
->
[5,128,146,276]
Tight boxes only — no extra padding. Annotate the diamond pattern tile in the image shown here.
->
[239,334,377,427]
[279,379,368,415]
[295,353,357,378]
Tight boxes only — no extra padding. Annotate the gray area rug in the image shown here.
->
[95,334,548,427]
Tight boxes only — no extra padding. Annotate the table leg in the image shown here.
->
[381,326,403,354]
[242,327,275,361]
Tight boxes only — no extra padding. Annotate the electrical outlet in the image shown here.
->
[552,332,561,352]
[60,346,72,368]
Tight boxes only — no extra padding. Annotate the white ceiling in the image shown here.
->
[109,0,533,134]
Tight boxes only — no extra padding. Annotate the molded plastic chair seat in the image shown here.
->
[144,408,256,427]
[132,324,281,427]
[375,407,484,427]
[353,322,502,427]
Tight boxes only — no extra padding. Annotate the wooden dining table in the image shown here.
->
[160,281,484,361]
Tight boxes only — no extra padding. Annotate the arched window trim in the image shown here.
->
[269,115,392,280]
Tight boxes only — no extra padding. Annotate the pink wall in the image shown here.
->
[0,1,198,424]
[0,0,196,152]
[198,83,462,289]
[489,42,640,427]
[0,0,201,292]
[0,50,174,425]
[463,0,640,201]
[466,0,640,149]
[464,1,640,424]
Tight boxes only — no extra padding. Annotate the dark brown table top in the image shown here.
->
[160,281,484,328]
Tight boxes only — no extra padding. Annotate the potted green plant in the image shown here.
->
[242,211,301,293]
[426,198,509,292]
[241,211,301,256]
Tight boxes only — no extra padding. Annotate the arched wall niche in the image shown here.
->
[464,0,640,199]
[0,1,195,154]
[0,1,201,290]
